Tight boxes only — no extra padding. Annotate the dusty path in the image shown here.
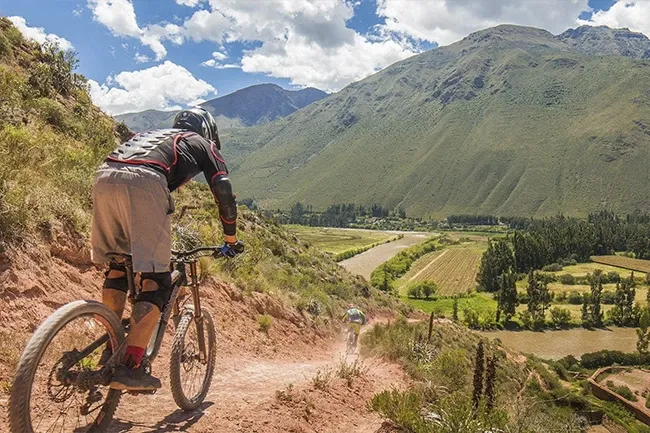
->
[339,233,431,279]
[106,327,406,433]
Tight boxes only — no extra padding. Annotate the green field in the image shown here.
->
[399,246,485,296]
[284,225,395,254]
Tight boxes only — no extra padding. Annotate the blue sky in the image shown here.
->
[3,0,645,115]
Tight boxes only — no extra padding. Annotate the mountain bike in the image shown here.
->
[345,326,358,355]
[9,246,226,433]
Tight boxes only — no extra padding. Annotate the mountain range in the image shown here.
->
[223,25,650,218]
[115,83,327,132]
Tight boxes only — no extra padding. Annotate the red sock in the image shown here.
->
[124,346,145,369]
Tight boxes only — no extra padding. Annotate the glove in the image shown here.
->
[220,240,245,258]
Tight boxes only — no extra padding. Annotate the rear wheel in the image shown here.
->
[9,300,125,433]
[169,309,216,411]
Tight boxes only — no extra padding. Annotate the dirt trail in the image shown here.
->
[107,326,405,433]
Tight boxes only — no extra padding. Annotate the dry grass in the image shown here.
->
[591,256,650,274]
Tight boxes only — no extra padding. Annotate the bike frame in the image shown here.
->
[119,247,219,363]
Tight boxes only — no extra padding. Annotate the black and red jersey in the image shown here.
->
[106,128,237,235]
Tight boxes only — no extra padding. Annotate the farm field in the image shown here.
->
[284,225,395,253]
[399,245,484,296]
[555,262,641,278]
[483,328,638,359]
[591,255,650,274]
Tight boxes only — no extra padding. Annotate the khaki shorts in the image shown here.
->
[347,322,361,336]
[90,162,174,273]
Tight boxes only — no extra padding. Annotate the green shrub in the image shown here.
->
[517,291,529,304]
[555,291,568,302]
[430,348,469,390]
[559,274,576,285]
[567,291,583,305]
[258,314,273,333]
[606,272,621,284]
[605,380,637,401]
[580,350,650,369]
[408,285,423,299]
[0,34,11,58]
[550,307,572,329]
[542,263,563,272]
[463,308,480,329]
[370,390,427,432]
[518,310,533,329]
[601,290,616,305]
[31,97,67,130]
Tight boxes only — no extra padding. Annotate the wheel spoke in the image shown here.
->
[25,313,119,433]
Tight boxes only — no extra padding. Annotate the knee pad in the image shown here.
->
[136,272,172,311]
[103,261,128,293]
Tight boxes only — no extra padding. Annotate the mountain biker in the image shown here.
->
[90,107,244,391]
[342,304,366,346]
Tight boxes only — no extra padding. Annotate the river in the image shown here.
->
[338,232,431,279]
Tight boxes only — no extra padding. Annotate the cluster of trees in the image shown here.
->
[477,212,650,286]
[477,236,644,329]
[447,214,499,226]
[406,281,437,299]
[511,211,650,272]
[277,202,404,227]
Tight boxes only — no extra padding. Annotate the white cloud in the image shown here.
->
[376,0,591,46]
[73,6,84,17]
[211,51,227,61]
[215,63,240,69]
[579,0,650,37]
[87,0,140,37]
[8,16,74,50]
[88,61,217,115]
[87,0,179,60]
[134,52,151,63]
[201,50,238,68]
[241,33,414,91]
[180,1,418,90]
[176,0,202,7]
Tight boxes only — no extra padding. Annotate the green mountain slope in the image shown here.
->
[224,25,650,218]
[116,83,327,132]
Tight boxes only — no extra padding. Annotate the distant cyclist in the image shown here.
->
[342,304,367,346]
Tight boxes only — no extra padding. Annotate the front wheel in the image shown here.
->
[9,300,125,433]
[169,309,216,411]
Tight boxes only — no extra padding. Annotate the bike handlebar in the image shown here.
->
[171,246,223,259]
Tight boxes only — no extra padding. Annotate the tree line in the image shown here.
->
[479,211,650,282]
[447,214,500,225]
[474,211,650,329]
[275,202,405,227]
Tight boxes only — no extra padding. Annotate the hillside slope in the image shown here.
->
[225,25,650,217]
[116,83,328,132]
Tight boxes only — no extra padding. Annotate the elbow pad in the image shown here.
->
[211,175,238,234]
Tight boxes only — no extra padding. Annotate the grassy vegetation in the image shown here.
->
[362,318,592,432]
[284,225,396,254]
[0,18,125,250]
